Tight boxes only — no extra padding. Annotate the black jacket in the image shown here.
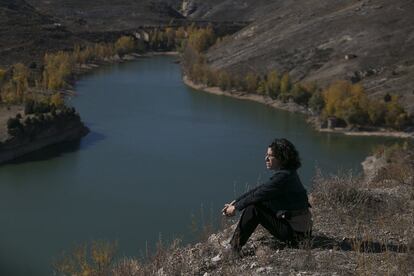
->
[234,169,310,212]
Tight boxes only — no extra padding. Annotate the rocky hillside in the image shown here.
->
[181,0,272,21]
[203,0,414,113]
[0,0,83,67]
[25,0,185,33]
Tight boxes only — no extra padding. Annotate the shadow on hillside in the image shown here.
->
[263,234,408,254]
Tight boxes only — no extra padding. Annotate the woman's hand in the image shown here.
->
[222,201,236,217]
[224,205,236,217]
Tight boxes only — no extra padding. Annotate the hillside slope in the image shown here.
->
[0,0,82,67]
[26,0,184,33]
[204,0,414,113]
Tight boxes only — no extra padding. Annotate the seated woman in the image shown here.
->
[222,138,312,254]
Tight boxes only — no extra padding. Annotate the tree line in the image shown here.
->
[0,24,218,107]
[181,30,412,130]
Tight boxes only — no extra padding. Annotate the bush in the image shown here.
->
[33,101,51,114]
[308,90,325,113]
[7,117,23,136]
[50,93,64,107]
[115,36,136,55]
[291,84,311,106]
[266,70,280,98]
[25,99,34,114]
[217,71,232,91]
[53,241,117,276]
[244,72,259,93]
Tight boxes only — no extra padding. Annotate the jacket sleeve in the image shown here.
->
[234,185,261,203]
[234,172,288,211]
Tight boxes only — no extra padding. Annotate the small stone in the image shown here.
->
[203,273,209,276]
[256,266,273,273]
[211,254,221,262]
[256,267,266,273]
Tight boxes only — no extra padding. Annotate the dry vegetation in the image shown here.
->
[54,143,414,275]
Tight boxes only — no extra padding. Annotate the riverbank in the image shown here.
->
[183,76,414,139]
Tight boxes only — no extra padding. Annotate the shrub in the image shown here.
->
[217,71,232,91]
[24,99,35,114]
[50,93,64,107]
[53,240,117,276]
[280,73,291,95]
[115,36,136,55]
[308,90,325,113]
[33,101,51,114]
[266,70,280,98]
[244,72,260,93]
[43,51,74,90]
[7,117,23,136]
[291,84,311,106]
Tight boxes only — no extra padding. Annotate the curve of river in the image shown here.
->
[0,56,398,275]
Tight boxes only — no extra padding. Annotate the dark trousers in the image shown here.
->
[230,204,305,250]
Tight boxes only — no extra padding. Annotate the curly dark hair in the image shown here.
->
[269,138,301,170]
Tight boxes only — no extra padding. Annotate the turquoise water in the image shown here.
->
[0,56,398,275]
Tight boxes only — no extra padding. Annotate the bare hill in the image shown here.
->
[0,0,83,67]
[204,0,414,113]
[25,0,184,33]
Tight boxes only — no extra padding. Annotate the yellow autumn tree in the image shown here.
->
[187,26,216,53]
[323,81,370,125]
[50,93,64,107]
[280,72,291,95]
[266,70,280,98]
[115,36,135,55]
[43,51,74,90]
[12,63,29,100]
[245,72,259,93]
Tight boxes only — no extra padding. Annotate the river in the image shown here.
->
[0,56,397,275]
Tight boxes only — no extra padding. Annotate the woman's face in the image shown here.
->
[265,147,280,171]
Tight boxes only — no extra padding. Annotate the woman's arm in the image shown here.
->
[234,171,289,211]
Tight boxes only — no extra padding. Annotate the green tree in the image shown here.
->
[308,90,325,113]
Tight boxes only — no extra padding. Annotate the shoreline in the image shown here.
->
[183,76,414,139]
[0,51,180,163]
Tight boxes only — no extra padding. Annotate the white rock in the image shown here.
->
[211,254,221,262]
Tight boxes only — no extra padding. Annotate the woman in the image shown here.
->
[222,138,312,254]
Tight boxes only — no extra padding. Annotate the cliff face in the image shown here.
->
[204,0,414,113]
[0,107,89,163]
